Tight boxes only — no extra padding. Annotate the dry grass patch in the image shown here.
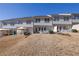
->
[57,32,71,37]
[0,35,27,53]
[0,33,79,55]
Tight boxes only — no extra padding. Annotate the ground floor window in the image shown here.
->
[63,26,69,30]
[44,27,46,31]
[41,27,43,31]
[34,26,48,33]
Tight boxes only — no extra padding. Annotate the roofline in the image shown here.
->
[1,13,79,21]
[1,17,32,21]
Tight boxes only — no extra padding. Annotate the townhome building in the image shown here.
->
[0,13,79,34]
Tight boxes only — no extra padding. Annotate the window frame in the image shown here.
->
[44,18,50,23]
[35,18,40,23]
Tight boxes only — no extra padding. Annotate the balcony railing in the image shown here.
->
[53,21,72,24]
[34,21,52,26]
[72,19,79,23]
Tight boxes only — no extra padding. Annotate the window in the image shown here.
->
[64,16,69,21]
[3,23,7,25]
[35,18,40,23]
[63,26,68,30]
[54,17,59,21]
[26,21,31,24]
[17,21,23,24]
[45,18,50,23]
[44,27,46,31]
[10,24,14,26]
[39,27,40,31]
[41,27,43,31]
[54,18,59,21]
[74,16,79,19]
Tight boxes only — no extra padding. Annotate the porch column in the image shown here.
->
[37,27,38,32]
[69,25,72,32]
[61,26,64,32]
[43,26,44,32]
[57,26,59,32]
[31,28,33,34]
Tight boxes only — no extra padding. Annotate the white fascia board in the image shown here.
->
[47,15,52,17]
[58,14,71,15]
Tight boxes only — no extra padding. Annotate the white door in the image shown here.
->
[53,26,57,32]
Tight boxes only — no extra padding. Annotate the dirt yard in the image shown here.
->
[0,33,79,56]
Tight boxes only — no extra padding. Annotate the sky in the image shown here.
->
[0,3,79,20]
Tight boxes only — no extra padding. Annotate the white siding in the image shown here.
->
[34,19,52,26]
[53,19,72,24]
[72,19,79,23]
[14,22,33,27]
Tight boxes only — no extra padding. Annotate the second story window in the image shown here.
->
[26,21,31,24]
[53,17,59,21]
[74,16,79,19]
[45,18,50,23]
[3,23,7,26]
[64,16,69,21]
[35,18,40,23]
[17,21,23,24]
[10,23,14,26]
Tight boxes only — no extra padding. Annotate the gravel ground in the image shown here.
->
[0,33,79,56]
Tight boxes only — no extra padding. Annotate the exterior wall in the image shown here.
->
[33,17,53,33]
[53,19,72,24]
[17,30,24,34]
[1,13,79,34]
[53,25,72,32]
[0,22,3,28]
[17,28,33,34]
[34,19,52,26]
[72,19,79,24]
[59,26,72,32]
[14,22,33,27]
[0,31,3,37]
[27,27,33,34]
[2,24,14,28]
[3,22,33,27]
[33,26,53,33]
